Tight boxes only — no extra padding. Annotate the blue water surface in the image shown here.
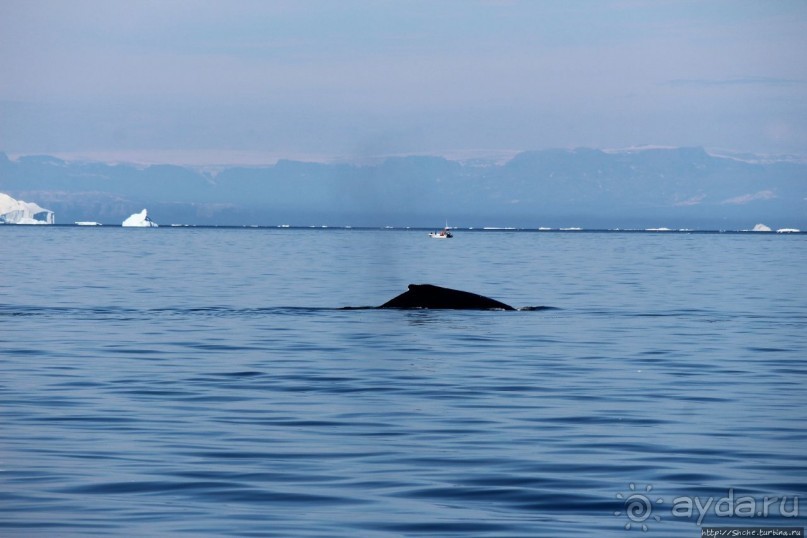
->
[1,227,805,536]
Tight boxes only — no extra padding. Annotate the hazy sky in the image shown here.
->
[1,0,806,163]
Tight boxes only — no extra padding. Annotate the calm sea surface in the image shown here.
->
[1,227,805,537]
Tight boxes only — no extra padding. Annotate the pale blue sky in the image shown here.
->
[1,0,805,163]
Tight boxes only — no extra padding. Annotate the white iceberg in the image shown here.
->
[122,209,158,227]
[752,223,772,232]
[0,192,54,224]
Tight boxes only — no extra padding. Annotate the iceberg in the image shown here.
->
[122,209,158,227]
[752,223,772,232]
[0,192,55,224]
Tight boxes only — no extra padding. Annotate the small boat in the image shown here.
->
[429,227,453,239]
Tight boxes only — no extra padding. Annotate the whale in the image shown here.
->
[378,283,516,310]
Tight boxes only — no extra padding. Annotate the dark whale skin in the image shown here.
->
[379,284,516,310]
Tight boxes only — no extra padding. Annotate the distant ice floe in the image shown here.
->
[752,223,772,232]
[776,228,800,233]
[75,221,102,226]
[0,192,54,224]
[122,209,158,227]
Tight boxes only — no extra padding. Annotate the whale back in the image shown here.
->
[379,284,515,310]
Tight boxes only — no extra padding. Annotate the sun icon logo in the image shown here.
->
[614,483,664,531]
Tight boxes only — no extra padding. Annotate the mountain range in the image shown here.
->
[1,147,804,229]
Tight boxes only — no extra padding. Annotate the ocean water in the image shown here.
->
[1,227,805,537]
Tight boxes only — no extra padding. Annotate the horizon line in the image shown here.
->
[5,146,807,168]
